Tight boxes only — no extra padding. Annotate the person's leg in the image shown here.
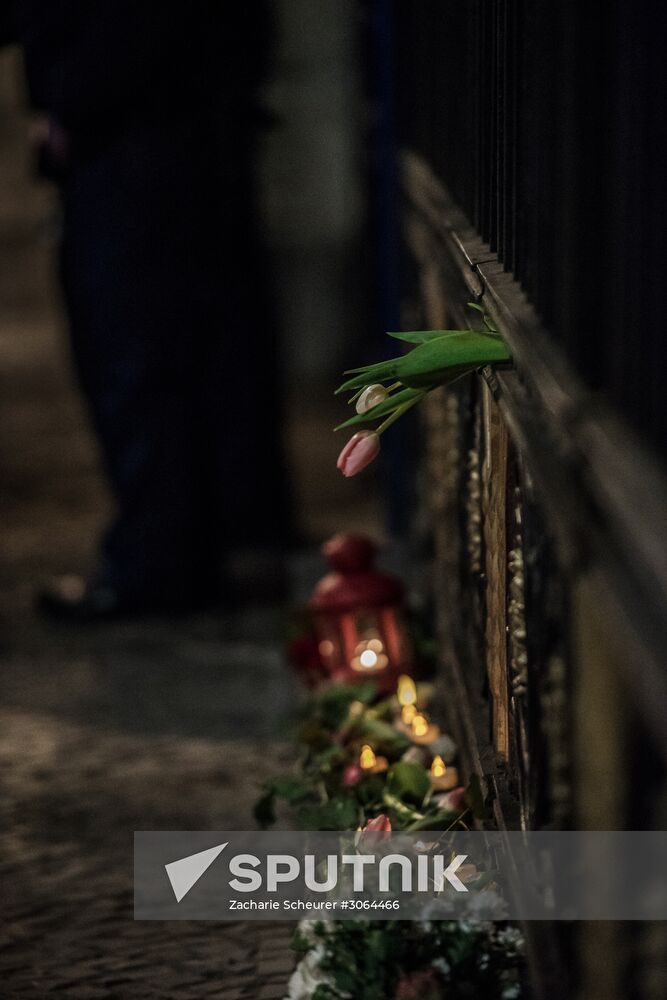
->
[196,130,293,556]
[41,118,292,618]
[52,130,220,609]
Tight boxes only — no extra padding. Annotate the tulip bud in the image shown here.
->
[362,814,392,834]
[355,383,388,415]
[357,812,392,851]
[336,430,381,477]
[342,764,363,787]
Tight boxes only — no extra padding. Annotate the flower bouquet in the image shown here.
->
[336,306,510,475]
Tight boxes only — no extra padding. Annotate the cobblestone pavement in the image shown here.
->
[0,707,295,998]
[0,51,303,999]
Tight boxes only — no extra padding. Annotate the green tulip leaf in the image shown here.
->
[360,717,411,755]
[405,807,460,831]
[395,331,511,386]
[381,790,424,823]
[336,331,510,394]
[335,361,409,395]
[335,387,424,431]
[387,329,468,345]
[386,760,431,806]
[270,774,313,803]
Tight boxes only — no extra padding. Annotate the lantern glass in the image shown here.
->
[313,605,412,686]
[348,611,388,674]
[316,622,342,674]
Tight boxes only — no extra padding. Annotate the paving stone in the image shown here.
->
[258,956,297,977]
[258,984,290,1000]
[0,68,308,1000]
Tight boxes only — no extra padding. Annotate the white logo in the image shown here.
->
[164,844,469,902]
[165,842,228,902]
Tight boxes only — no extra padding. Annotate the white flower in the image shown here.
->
[495,926,524,951]
[295,919,324,945]
[356,384,388,414]
[432,957,451,975]
[285,947,330,1000]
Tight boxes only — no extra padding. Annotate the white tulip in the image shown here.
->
[355,383,388,415]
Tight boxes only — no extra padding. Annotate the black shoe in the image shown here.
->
[37,575,217,622]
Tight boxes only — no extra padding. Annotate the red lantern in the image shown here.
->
[309,534,413,692]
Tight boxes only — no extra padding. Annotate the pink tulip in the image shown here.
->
[358,812,392,851]
[362,814,392,834]
[337,431,380,477]
[343,764,363,787]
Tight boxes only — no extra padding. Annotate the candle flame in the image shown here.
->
[359,744,377,770]
[397,675,417,707]
[401,703,417,725]
[412,714,429,738]
[431,755,446,778]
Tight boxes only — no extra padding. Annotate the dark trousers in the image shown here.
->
[59,116,289,599]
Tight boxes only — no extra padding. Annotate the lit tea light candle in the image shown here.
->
[359,744,388,774]
[351,636,389,673]
[429,755,459,791]
[409,713,441,745]
[401,703,417,725]
[397,674,417,707]
[396,674,420,728]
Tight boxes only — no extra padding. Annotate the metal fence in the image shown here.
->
[397,0,667,457]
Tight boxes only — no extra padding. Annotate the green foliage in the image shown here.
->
[305,681,377,731]
[263,675,525,996]
[293,920,525,1000]
[290,926,313,954]
[297,796,359,831]
[354,773,386,809]
[381,790,425,827]
[335,310,510,448]
[253,774,313,829]
[312,986,339,1000]
[297,719,335,753]
[313,744,346,768]
[386,760,431,806]
[336,331,510,395]
[405,807,460,832]
[272,775,313,801]
[253,683,469,831]
[358,717,411,755]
